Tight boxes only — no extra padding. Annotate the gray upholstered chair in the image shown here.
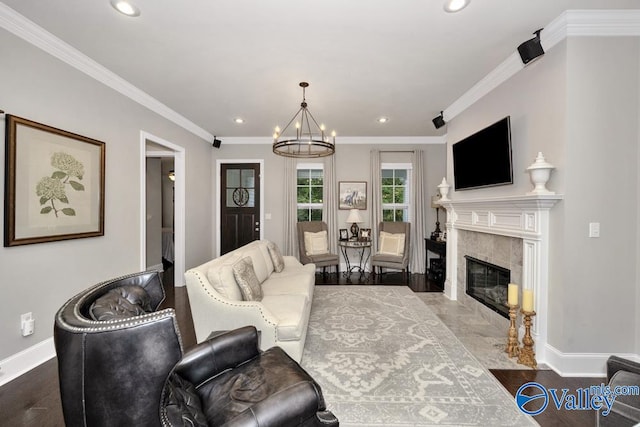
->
[371,221,411,280]
[297,221,339,275]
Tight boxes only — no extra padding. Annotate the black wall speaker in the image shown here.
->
[432,112,446,129]
[518,29,544,65]
[212,137,221,148]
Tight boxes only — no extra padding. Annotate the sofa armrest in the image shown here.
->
[607,356,640,382]
[225,381,333,427]
[283,255,305,268]
[173,326,261,387]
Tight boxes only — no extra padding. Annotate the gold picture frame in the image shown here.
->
[4,115,105,246]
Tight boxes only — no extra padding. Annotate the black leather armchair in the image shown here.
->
[597,356,640,426]
[54,271,338,427]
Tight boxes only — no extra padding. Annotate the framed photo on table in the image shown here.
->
[4,115,105,246]
[359,228,371,241]
[339,181,367,210]
[339,229,349,241]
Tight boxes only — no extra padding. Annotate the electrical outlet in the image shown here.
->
[21,312,35,336]
[589,222,600,238]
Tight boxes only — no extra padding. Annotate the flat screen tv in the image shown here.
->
[452,116,513,191]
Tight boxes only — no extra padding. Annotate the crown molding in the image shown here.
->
[565,9,640,36]
[444,9,640,121]
[221,136,446,145]
[445,52,523,120]
[0,3,214,142]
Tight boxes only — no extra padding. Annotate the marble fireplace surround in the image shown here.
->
[440,194,562,364]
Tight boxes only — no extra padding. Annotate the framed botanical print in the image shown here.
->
[339,181,367,210]
[4,115,105,246]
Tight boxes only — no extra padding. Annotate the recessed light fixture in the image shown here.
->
[377,117,389,124]
[443,0,470,13]
[110,0,141,17]
[234,117,245,124]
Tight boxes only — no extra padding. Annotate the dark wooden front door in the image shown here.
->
[220,163,260,255]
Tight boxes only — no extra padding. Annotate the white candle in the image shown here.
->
[522,289,534,312]
[508,283,518,306]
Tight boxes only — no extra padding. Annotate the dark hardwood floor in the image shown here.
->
[0,271,603,427]
[491,369,605,427]
[314,271,445,292]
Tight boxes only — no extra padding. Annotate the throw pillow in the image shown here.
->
[89,285,152,321]
[304,230,329,256]
[164,373,208,427]
[267,242,285,273]
[379,231,405,256]
[232,257,263,301]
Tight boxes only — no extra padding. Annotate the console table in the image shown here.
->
[339,240,372,280]
[425,238,446,286]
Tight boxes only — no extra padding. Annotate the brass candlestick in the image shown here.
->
[506,304,520,357]
[517,310,537,369]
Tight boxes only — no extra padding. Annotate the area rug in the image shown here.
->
[301,286,537,426]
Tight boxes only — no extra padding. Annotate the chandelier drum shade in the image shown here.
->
[272,82,336,158]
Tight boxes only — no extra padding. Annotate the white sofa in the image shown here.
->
[184,240,316,362]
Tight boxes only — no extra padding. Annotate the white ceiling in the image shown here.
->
[2,0,638,138]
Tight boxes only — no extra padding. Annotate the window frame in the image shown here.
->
[381,162,412,222]
[296,163,324,222]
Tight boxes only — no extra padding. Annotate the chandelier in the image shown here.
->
[272,82,336,158]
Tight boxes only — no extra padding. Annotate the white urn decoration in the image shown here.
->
[437,177,451,201]
[526,152,555,195]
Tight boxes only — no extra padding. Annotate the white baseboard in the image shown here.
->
[544,344,640,377]
[0,338,56,387]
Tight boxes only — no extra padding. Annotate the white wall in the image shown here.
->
[446,37,640,356]
[0,28,214,362]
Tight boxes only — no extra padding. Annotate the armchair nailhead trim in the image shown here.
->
[55,271,184,350]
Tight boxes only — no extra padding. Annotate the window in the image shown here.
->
[381,164,411,222]
[297,164,323,221]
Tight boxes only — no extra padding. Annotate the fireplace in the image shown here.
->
[440,194,562,365]
[465,256,510,319]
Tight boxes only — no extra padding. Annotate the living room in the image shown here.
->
[1,1,640,425]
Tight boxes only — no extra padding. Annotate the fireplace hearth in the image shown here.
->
[465,256,510,318]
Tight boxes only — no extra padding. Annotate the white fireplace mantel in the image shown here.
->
[439,193,562,363]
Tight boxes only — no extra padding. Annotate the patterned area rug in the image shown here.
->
[301,286,537,426]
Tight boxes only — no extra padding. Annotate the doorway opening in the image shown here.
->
[140,131,185,287]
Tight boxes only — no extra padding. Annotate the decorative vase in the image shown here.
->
[437,177,451,201]
[526,152,555,195]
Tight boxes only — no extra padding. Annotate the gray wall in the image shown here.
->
[563,37,638,353]
[446,37,640,354]
[0,29,214,359]
[145,158,162,268]
[210,141,446,266]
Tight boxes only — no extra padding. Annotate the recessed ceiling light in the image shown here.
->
[110,0,141,17]
[377,117,389,124]
[234,117,245,124]
[443,0,470,13]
